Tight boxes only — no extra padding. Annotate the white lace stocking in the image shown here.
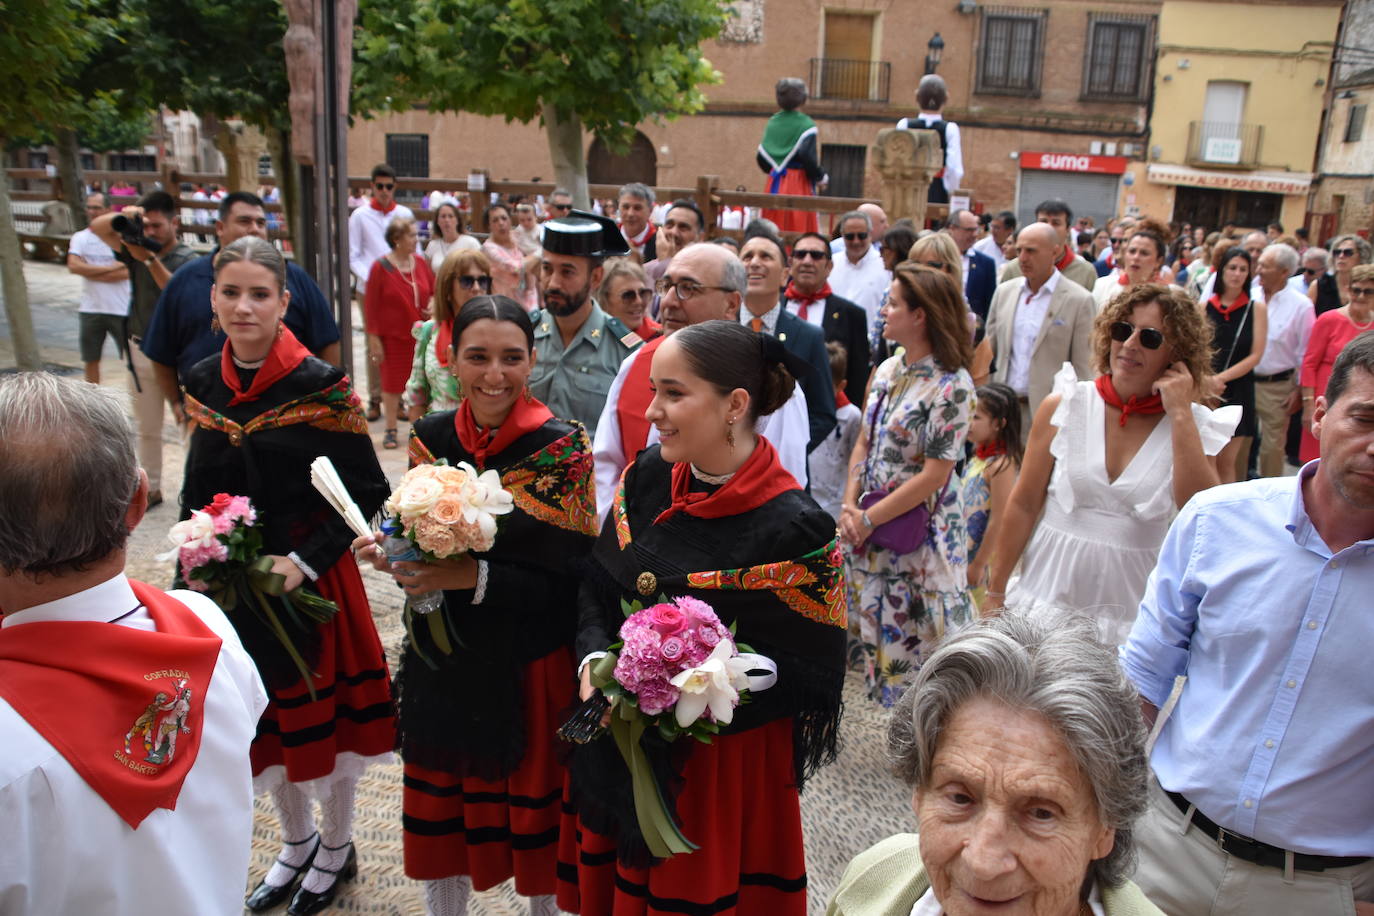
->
[528,893,562,916]
[263,781,318,888]
[300,775,358,894]
[424,875,472,916]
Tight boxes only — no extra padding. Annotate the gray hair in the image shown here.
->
[775,77,808,110]
[551,187,572,200]
[719,249,747,294]
[1329,234,1372,264]
[214,235,287,290]
[888,611,1148,889]
[0,373,139,576]
[618,182,655,207]
[1263,242,1299,274]
[840,209,872,233]
[1304,247,1331,270]
[598,256,649,305]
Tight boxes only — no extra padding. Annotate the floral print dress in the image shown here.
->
[845,353,975,706]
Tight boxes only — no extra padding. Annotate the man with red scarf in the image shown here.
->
[348,164,415,420]
[0,372,265,914]
[780,232,870,410]
[997,198,1098,292]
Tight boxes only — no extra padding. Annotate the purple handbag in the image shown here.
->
[858,389,952,555]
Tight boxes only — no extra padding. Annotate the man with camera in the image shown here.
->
[90,190,196,509]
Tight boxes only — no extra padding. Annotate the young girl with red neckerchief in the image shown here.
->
[356,295,597,916]
[961,382,1024,606]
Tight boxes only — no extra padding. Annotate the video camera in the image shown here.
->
[111,213,161,252]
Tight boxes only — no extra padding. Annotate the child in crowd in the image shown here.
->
[962,383,1022,603]
[810,341,863,520]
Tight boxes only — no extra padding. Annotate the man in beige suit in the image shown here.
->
[997,198,1098,292]
[986,222,1096,437]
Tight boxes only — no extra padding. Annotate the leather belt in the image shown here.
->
[1253,369,1294,383]
[1166,791,1370,872]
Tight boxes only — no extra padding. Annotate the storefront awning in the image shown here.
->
[1146,164,1312,196]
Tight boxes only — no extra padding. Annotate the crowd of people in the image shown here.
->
[5,146,1372,916]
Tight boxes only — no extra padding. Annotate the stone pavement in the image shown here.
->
[2,260,911,915]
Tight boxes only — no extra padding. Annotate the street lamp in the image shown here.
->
[924,33,945,75]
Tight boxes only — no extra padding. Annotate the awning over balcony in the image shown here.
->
[1146,164,1312,196]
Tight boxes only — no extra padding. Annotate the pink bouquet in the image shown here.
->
[159,493,336,695]
[562,595,776,857]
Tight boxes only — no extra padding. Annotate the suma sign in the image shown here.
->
[1020,152,1129,175]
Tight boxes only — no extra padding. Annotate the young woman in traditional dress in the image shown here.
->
[557,319,846,916]
[356,295,598,916]
[181,236,396,916]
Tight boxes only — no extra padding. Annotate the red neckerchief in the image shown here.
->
[635,315,662,342]
[434,320,452,367]
[369,196,397,215]
[653,436,799,525]
[1119,268,1163,286]
[219,324,312,406]
[835,390,852,409]
[618,335,667,461]
[454,391,553,468]
[1209,291,1249,321]
[624,222,656,251]
[1095,374,1165,427]
[1105,250,1116,270]
[785,280,832,321]
[0,580,221,828]
[975,441,1007,460]
[1056,247,1076,273]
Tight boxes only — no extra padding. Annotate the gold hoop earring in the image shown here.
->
[210,315,222,334]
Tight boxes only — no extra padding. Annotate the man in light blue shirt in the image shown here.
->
[1122,331,1374,913]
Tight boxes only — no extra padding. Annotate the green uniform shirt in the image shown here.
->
[529,302,638,436]
[117,242,196,339]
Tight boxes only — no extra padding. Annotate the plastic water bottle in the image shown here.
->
[379,519,444,615]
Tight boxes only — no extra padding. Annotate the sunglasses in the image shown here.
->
[1303,267,1319,276]
[1352,286,1374,298]
[1110,320,1164,350]
[843,232,869,242]
[549,203,572,211]
[457,275,493,291]
[1109,238,1123,246]
[793,249,828,261]
[374,182,395,191]
[1334,248,1359,258]
[618,288,654,305]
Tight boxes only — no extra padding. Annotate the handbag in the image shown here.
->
[858,388,953,555]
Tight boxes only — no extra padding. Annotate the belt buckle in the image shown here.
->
[1216,826,1262,862]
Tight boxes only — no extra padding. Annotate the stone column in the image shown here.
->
[871,128,944,226]
[213,121,269,193]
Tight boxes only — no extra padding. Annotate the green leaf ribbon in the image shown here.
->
[590,652,698,858]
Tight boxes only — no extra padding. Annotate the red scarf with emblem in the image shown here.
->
[785,281,832,321]
[1095,374,1164,427]
[455,391,553,468]
[219,324,312,406]
[654,436,799,525]
[0,580,222,828]
[617,335,667,463]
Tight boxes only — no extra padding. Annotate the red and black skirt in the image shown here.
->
[403,647,574,894]
[556,717,808,916]
[250,554,397,782]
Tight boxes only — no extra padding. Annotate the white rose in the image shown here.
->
[393,475,444,518]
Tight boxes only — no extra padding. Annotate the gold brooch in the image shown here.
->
[636,571,657,595]
[228,429,243,447]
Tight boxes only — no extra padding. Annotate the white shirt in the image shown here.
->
[592,349,811,522]
[1006,270,1062,395]
[0,575,266,915]
[829,245,890,328]
[1254,284,1316,376]
[347,201,416,290]
[69,227,130,316]
[424,234,481,272]
[783,296,826,329]
[896,112,963,193]
[909,882,1104,916]
[810,401,861,519]
[972,233,1007,270]
[739,302,782,334]
[1287,273,1311,296]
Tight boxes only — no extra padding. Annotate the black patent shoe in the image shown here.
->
[287,842,357,915]
[246,833,320,912]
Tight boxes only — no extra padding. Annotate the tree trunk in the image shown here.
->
[0,158,44,370]
[55,127,86,231]
[543,103,588,209]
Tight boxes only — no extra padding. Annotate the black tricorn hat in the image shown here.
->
[541,209,631,258]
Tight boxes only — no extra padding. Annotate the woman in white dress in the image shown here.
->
[1091,218,1172,312]
[423,202,480,272]
[984,284,1240,646]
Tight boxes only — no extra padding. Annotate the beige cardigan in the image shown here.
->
[825,834,1164,916]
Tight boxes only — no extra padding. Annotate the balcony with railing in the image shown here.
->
[1186,121,1264,169]
[809,58,891,103]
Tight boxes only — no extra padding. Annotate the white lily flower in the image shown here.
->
[156,510,217,561]
[668,641,753,728]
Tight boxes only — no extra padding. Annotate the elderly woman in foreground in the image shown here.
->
[826,611,1163,916]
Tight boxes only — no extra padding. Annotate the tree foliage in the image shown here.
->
[353,0,729,152]
[0,0,101,140]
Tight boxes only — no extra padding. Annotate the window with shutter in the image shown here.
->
[1082,13,1155,102]
[976,8,1047,97]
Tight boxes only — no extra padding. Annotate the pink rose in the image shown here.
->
[225,495,256,524]
[635,679,681,717]
[697,624,721,648]
[645,603,687,637]
[660,636,686,664]
[674,596,717,623]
